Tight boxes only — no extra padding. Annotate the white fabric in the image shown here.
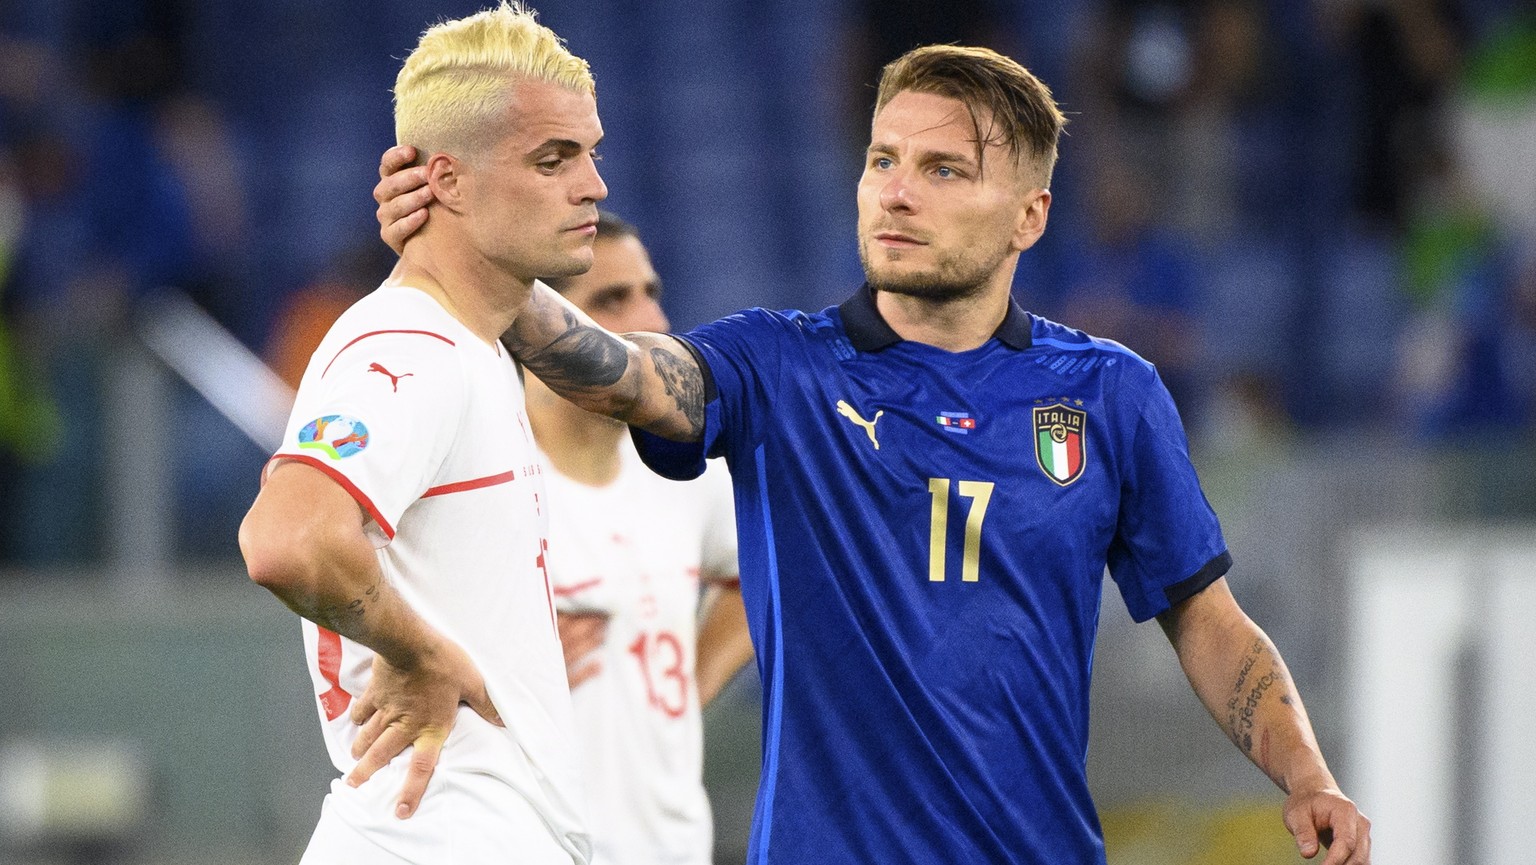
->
[271,285,588,865]
[544,440,737,865]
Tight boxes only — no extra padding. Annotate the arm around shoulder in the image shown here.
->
[506,281,706,441]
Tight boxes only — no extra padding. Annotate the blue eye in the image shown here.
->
[936,166,954,178]
[875,157,893,170]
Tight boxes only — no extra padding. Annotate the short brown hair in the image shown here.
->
[875,45,1066,184]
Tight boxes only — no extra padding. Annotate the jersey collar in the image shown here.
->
[838,283,1034,352]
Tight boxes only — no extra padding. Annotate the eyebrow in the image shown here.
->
[527,135,603,160]
[866,142,979,170]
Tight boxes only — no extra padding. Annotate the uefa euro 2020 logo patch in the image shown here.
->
[298,415,370,460]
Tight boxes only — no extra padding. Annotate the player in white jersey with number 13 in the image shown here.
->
[239,4,606,862]
[530,211,754,865]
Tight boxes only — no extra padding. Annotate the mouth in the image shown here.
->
[873,231,925,249]
[565,217,599,235]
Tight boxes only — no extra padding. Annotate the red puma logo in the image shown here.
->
[368,362,414,392]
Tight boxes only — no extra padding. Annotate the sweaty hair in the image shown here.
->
[874,45,1066,185]
[543,210,640,293]
[394,1,594,161]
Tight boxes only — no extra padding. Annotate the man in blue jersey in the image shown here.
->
[372,43,1370,865]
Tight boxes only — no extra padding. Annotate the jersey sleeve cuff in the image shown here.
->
[1160,550,1233,611]
[264,454,397,541]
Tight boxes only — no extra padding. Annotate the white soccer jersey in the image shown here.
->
[268,285,589,865]
[544,440,737,865]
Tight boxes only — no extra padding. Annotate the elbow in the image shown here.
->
[239,507,317,597]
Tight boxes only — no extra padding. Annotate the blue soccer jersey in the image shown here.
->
[633,286,1230,865]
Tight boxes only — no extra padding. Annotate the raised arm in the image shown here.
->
[1156,578,1371,864]
[373,143,706,442]
[505,282,705,441]
[240,461,501,818]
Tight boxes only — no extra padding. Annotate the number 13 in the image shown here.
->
[928,478,995,582]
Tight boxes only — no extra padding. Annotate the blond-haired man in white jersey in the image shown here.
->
[238,4,605,862]
[533,212,755,865]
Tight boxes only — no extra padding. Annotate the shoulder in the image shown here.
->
[315,288,466,370]
[688,306,828,340]
[1027,314,1159,380]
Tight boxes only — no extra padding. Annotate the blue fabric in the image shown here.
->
[633,292,1229,864]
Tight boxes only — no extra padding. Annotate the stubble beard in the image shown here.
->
[858,236,1004,302]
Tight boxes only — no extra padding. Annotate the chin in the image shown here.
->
[865,267,985,301]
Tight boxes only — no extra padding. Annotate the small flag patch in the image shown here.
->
[936,412,976,434]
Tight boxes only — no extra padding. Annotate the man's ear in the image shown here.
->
[1011,187,1051,254]
[426,152,468,213]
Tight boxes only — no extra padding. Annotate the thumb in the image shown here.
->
[466,683,503,728]
[1285,805,1321,859]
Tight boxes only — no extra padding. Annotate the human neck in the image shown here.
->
[526,375,627,486]
[874,274,1014,353]
[389,232,533,346]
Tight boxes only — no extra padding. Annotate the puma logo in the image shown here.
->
[836,400,883,450]
[368,362,414,392]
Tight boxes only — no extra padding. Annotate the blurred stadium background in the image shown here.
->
[0,0,1533,863]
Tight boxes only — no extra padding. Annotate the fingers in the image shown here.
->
[349,688,377,727]
[1319,813,1371,865]
[346,724,412,790]
[350,702,394,761]
[393,730,446,820]
[378,144,419,180]
[1285,804,1321,860]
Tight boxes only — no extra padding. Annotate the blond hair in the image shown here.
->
[394,2,594,160]
[875,45,1066,185]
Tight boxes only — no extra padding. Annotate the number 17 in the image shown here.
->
[927,478,995,582]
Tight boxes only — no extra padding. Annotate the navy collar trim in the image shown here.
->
[838,283,1034,352]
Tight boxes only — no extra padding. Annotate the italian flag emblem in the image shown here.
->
[1033,404,1086,486]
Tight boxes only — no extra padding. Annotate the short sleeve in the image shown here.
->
[697,458,739,581]
[270,333,465,543]
[632,309,788,480]
[1106,371,1230,622]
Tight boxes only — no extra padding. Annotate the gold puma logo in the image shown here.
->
[836,400,883,450]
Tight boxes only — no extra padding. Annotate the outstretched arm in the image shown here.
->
[1157,578,1371,864]
[373,143,706,442]
[505,282,706,441]
[240,461,501,819]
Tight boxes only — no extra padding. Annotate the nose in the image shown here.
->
[878,168,915,214]
[577,154,608,203]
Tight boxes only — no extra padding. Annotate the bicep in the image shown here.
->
[247,462,368,541]
[627,332,707,441]
[241,461,371,588]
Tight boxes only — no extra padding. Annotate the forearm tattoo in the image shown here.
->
[650,345,706,436]
[1225,638,1291,759]
[296,577,379,637]
[519,307,630,391]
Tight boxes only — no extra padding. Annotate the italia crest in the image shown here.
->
[1033,404,1086,486]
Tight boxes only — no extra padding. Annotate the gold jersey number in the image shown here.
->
[927,478,995,582]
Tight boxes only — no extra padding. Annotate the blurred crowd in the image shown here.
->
[0,0,1533,566]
